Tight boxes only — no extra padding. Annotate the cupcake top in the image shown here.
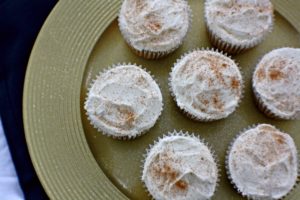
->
[205,0,274,46]
[253,48,300,119]
[170,50,243,121]
[119,0,190,52]
[228,124,298,199]
[84,64,163,139]
[142,133,218,200]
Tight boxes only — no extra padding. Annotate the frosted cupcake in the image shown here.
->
[253,48,300,120]
[204,0,274,54]
[118,0,191,59]
[84,64,163,139]
[227,124,298,199]
[169,49,243,121]
[142,131,218,200]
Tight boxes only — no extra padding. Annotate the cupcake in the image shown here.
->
[142,131,219,200]
[204,0,274,54]
[252,48,300,120]
[84,64,163,139]
[227,124,298,199]
[169,49,243,121]
[118,0,191,59]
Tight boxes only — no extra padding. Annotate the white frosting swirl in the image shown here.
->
[253,48,300,119]
[228,124,298,199]
[142,135,218,200]
[119,0,190,52]
[85,65,163,138]
[170,50,243,120]
[205,0,274,46]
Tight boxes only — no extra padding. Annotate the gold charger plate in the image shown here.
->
[23,1,300,199]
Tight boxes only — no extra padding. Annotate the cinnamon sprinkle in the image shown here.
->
[269,69,285,80]
[137,75,149,87]
[149,150,191,193]
[231,77,240,90]
[207,57,226,86]
[222,63,228,68]
[147,21,162,32]
[125,112,135,124]
[175,180,188,190]
[135,0,145,12]
[202,99,209,106]
[273,134,286,145]
[256,68,266,81]
[117,107,136,127]
[151,153,179,184]
[212,93,224,111]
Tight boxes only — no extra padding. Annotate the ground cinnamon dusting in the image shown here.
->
[147,21,162,32]
[273,134,286,145]
[135,0,145,12]
[150,151,189,192]
[231,77,240,90]
[202,99,209,106]
[175,180,188,190]
[192,102,207,113]
[137,76,149,87]
[207,77,213,87]
[151,153,179,184]
[212,93,224,111]
[256,68,266,81]
[125,112,135,124]
[208,57,226,86]
[222,63,228,68]
[269,69,285,80]
[117,107,136,126]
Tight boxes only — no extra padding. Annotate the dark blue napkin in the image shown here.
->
[0,0,57,199]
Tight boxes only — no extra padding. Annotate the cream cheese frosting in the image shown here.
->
[119,0,190,52]
[253,48,300,119]
[84,65,163,138]
[142,134,218,200]
[170,50,243,121]
[228,124,298,199]
[205,0,274,46]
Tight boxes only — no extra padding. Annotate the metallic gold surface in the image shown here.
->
[24,1,300,199]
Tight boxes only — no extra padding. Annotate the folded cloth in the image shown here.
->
[0,118,24,200]
[0,0,57,199]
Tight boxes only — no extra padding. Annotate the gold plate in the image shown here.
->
[23,1,300,199]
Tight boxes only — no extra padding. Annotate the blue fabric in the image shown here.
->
[0,0,57,199]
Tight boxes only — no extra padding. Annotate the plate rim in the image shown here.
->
[23,0,300,199]
[23,0,128,199]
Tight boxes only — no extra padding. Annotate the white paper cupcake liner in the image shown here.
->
[128,46,172,60]
[252,86,279,119]
[253,84,299,120]
[84,63,163,140]
[225,124,299,200]
[204,0,275,55]
[118,1,193,59]
[141,130,220,199]
[169,48,244,122]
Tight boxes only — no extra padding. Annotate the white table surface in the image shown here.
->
[0,118,24,200]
